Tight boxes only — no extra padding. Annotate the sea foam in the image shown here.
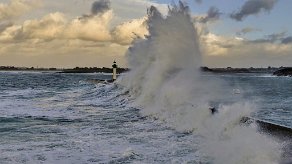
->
[118,1,282,163]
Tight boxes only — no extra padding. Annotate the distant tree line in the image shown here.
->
[61,67,129,73]
[200,66,284,73]
[0,66,129,73]
[0,66,57,71]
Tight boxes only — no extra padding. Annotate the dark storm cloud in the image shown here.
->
[198,6,221,23]
[91,0,110,15]
[267,32,286,42]
[236,27,261,35]
[80,0,110,20]
[249,32,286,43]
[0,21,13,33]
[281,36,292,44]
[230,0,278,21]
[194,0,202,4]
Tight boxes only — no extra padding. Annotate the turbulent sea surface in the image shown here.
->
[0,71,291,163]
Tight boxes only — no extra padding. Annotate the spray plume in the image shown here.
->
[118,1,282,163]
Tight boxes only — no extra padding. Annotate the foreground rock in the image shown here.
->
[273,68,292,76]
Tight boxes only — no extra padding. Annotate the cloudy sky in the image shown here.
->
[0,0,291,68]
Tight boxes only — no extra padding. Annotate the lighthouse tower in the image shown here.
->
[112,61,117,81]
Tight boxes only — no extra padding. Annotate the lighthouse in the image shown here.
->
[112,60,117,81]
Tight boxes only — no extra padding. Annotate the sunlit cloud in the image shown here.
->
[0,0,42,21]
[0,0,150,67]
[200,32,292,67]
[0,0,290,68]
[0,9,147,44]
[111,17,148,45]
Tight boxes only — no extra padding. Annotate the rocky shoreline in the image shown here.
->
[200,66,280,74]
[273,68,292,77]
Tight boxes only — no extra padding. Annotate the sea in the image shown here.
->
[0,71,291,164]
[1,2,292,163]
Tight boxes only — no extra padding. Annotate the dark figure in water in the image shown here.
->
[208,105,292,162]
[209,107,218,114]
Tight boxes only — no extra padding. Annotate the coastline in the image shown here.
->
[0,66,129,74]
[1,66,291,76]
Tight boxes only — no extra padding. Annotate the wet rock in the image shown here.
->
[273,68,292,77]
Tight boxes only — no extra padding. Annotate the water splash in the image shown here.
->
[118,1,282,164]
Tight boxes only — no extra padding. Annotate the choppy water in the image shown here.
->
[218,73,292,127]
[0,71,291,163]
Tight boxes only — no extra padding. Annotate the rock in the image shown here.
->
[273,68,292,76]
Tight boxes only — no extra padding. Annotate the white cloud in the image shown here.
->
[201,32,292,67]
[21,12,66,40]
[65,10,113,42]
[0,9,148,44]
[0,0,42,21]
[0,3,149,67]
[111,17,148,45]
[2,0,290,68]
[201,33,242,56]
[0,38,129,67]
[0,0,164,46]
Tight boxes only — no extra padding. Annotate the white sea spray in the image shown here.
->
[118,1,282,163]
